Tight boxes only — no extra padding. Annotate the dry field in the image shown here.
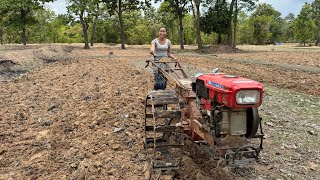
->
[0,44,319,179]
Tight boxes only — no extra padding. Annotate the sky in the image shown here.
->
[46,0,315,17]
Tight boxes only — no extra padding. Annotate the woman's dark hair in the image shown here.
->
[159,26,166,31]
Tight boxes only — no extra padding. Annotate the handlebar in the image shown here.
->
[145,59,178,68]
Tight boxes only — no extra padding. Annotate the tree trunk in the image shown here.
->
[217,34,222,44]
[232,0,238,49]
[190,0,196,45]
[21,8,28,45]
[118,13,125,49]
[90,13,99,46]
[178,11,184,50]
[0,28,3,45]
[22,26,27,45]
[227,0,236,46]
[316,32,320,46]
[90,4,99,47]
[118,0,126,49]
[194,0,202,49]
[80,11,90,49]
[22,11,26,45]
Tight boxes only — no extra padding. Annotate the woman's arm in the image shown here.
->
[150,42,155,56]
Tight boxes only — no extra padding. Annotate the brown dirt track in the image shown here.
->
[0,44,319,179]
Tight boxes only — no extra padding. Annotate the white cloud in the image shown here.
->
[45,0,68,15]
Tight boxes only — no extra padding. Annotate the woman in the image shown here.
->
[150,27,176,90]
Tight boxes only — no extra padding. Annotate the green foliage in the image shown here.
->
[156,0,189,17]
[201,32,217,45]
[311,0,320,45]
[156,0,190,49]
[0,0,56,45]
[1,0,319,47]
[67,0,94,16]
[252,15,273,44]
[67,0,101,48]
[123,11,150,44]
[143,5,162,41]
[252,3,280,17]
[281,13,295,43]
[101,0,149,49]
[250,3,282,44]
[157,2,179,42]
[238,0,257,11]
[102,0,141,14]
[183,14,196,44]
[293,3,317,45]
[201,0,229,36]
[237,11,254,44]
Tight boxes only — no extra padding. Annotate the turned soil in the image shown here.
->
[0,44,319,179]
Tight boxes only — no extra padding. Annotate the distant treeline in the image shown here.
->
[0,0,319,49]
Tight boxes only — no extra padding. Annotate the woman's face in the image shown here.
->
[159,28,167,38]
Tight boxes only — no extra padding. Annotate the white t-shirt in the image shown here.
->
[151,38,172,60]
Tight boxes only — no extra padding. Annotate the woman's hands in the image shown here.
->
[150,50,154,56]
[169,54,177,60]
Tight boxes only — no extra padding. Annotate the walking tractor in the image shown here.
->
[144,58,264,171]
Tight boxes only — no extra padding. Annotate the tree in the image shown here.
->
[102,0,148,49]
[201,0,229,44]
[0,1,10,45]
[90,1,102,46]
[144,5,161,41]
[252,15,273,44]
[237,11,254,44]
[124,10,150,44]
[293,3,316,46]
[251,3,281,44]
[156,0,190,49]
[227,0,256,47]
[282,13,295,42]
[28,9,55,43]
[183,14,196,44]
[68,0,98,49]
[311,0,320,45]
[1,0,55,45]
[157,2,177,43]
[227,0,235,46]
[232,0,238,48]
[192,0,202,48]
[202,0,256,47]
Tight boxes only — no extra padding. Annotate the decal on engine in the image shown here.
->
[208,80,223,89]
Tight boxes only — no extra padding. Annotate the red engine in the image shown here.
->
[192,73,264,137]
[195,73,264,109]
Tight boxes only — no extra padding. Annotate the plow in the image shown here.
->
[144,58,265,172]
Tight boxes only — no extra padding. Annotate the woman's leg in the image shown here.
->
[153,64,166,90]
